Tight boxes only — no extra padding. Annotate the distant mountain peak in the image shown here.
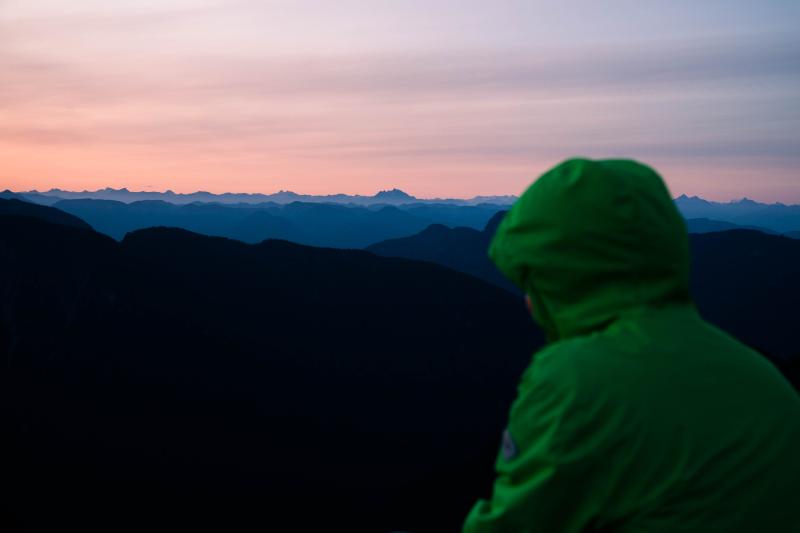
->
[675,194,705,201]
[734,197,758,206]
[374,188,415,200]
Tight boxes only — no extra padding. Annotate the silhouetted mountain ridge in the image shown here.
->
[369,216,800,359]
[367,212,515,293]
[1,214,540,532]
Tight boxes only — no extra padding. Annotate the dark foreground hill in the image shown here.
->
[0,215,540,532]
[688,230,800,360]
[370,219,800,363]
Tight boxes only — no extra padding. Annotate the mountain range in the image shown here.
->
[45,198,503,248]
[4,189,799,237]
[674,194,800,233]
[4,187,517,206]
[3,190,798,249]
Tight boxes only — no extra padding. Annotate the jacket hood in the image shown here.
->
[489,158,691,341]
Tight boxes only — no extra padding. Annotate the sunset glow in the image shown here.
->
[2,1,799,201]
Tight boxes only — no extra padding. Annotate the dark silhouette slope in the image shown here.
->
[367,212,777,292]
[369,218,800,361]
[367,211,515,293]
[689,230,800,359]
[1,215,540,532]
[0,197,92,230]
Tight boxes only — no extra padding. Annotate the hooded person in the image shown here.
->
[463,158,800,532]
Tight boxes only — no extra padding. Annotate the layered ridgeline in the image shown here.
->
[5,187,517,206]
[368,211,800,370]
[3,190,799,248]
[0,209,541,532]
[39,198,504,248]
[675,194,800,233]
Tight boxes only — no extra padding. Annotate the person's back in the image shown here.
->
[463,158,800,532]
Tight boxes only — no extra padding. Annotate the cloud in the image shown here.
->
[3,33,799,106]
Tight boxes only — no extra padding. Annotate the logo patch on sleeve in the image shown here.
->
[501,428,518,460]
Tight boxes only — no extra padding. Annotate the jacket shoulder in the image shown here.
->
[515,335,617,422]
[516,335,633,432]
[525,335,615,384]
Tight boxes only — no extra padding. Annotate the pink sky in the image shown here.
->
[2,1,799,202]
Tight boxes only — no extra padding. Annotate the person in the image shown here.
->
[463,158,800,532]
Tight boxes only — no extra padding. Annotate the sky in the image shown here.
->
[1,0,799,201]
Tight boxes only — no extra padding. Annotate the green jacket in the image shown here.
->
[464,159,800,532]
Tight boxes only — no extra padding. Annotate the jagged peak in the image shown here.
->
[733,197,758,205]
[675,194,705,201]
[374,188,414,199]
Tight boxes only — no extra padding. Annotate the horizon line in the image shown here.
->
[11,186,516,202]
[6,187,799,206]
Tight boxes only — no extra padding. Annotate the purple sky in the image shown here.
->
[2,1,799,201]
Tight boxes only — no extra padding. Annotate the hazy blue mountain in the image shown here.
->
[19,185,800,235]
[51,198,503,247]
[402,203,509,230]
[0,190,22,200]
[1,189,64,205]
[675,195,800,233]
[1,214,540,531]
[685,217,776,234]
[13,187,800,233]
[0,198,92,230]
[16,186,517,206]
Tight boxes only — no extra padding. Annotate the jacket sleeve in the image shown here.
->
[463,348,618,533]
